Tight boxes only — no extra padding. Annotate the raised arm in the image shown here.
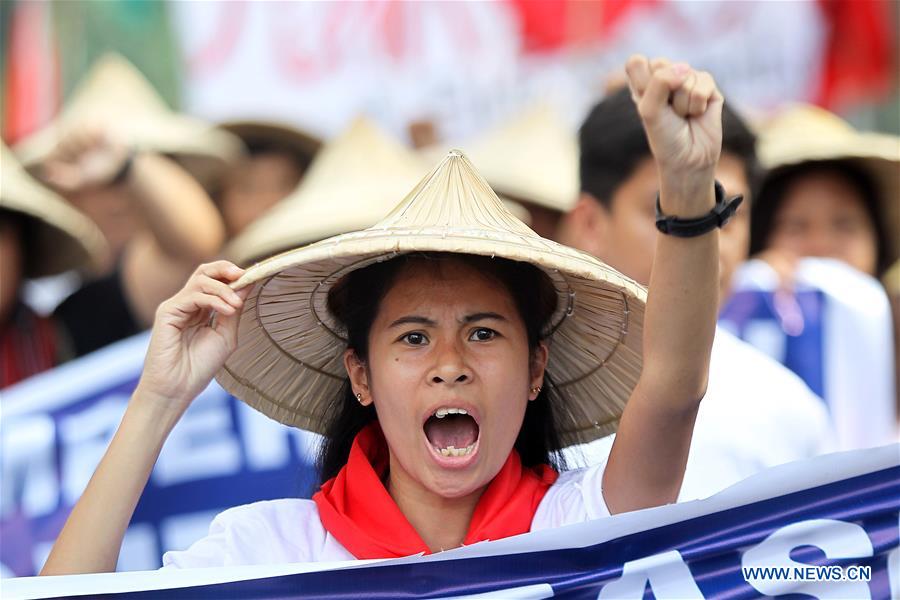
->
[39,129,227,327]
[602,56,723,514]
[40,262,248,575]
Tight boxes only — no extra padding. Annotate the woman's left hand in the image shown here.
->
[625,55,723,207]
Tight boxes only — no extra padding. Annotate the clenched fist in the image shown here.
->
[625,55,724,216]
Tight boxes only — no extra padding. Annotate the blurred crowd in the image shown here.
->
[1,52,898,501]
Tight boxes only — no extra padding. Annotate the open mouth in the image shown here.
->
[423,408,480,457]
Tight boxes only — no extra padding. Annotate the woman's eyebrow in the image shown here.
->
[462,312,507,324]
[388,315,437,329]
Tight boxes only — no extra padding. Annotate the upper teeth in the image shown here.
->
[435,408,468,418]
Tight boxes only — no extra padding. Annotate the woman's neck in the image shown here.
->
[386,455,486,553]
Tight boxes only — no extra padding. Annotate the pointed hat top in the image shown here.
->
[422,105,579,213]
[218,149,646,448]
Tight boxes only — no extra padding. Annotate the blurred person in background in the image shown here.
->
[0,146,106,388]
[742,104,899,439]
[558,83,834,499]
[13,54,241,358]
[749,104,897,285]
[215,121,321,238]
[885,261,900,420]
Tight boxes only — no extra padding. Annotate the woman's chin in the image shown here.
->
[423,472,488,500]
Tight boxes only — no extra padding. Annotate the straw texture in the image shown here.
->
[217,150,646,447]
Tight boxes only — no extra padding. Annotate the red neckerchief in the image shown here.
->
[312,421,559,559]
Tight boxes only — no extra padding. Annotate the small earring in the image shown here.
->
[355,393,363,404]
[530,386,542,395]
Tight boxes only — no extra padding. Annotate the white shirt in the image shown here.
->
[728,258,897,450]
[564,327,836,500]
[162,457,611,568]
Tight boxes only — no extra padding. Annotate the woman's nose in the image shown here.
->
[428,343,472,385]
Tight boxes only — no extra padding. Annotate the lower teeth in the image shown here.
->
[438,444,475,457]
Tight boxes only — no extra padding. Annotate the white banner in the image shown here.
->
[171,1,828,141]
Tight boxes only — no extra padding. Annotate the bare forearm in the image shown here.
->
[642,180,718,405]
[128,153,226,263]
[40,391,180,575]
[603,56,724,514]
[605,183,717,514]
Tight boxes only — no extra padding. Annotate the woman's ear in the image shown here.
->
[529,341,550,401]
[343,348,373,406]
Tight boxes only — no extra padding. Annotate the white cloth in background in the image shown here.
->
[729,258,897,450]
[21,271,83,316]
[564,327,836,501]
[161,456,611,568]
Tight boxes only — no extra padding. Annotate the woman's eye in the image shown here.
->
[402,332,428,345]
[469,328,496,342]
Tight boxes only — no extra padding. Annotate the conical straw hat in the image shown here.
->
[217,150,646,447]
[14,53,243,190]
[226,117,427,265]
[1,145,107,277]
[220,120,321,164]
[422,105,579,214]
[758,104,900,263]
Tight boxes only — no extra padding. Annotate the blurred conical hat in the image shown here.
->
[226,117,427,265]
[758,104,900,263]
[218,150,645,447]
[1,145,107,277]
[14,53,243,189]
[422,105,579,213]
[220,120,321,164]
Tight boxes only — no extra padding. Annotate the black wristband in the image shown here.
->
[111,149,136,186]
[655,181,744,237]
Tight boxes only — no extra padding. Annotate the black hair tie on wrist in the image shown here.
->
[111,149,136,186]
[655,180,744,237]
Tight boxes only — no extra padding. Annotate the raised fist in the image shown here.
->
[625,55,723,206]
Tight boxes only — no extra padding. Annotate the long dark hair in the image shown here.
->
[316,252,566,483]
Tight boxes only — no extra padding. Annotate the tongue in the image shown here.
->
[424,414,479,449]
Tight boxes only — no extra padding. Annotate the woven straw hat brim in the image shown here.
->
[1,146,107,277]
[216,151,646,448]
[759,105,900,264]
[221,121,322,163]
